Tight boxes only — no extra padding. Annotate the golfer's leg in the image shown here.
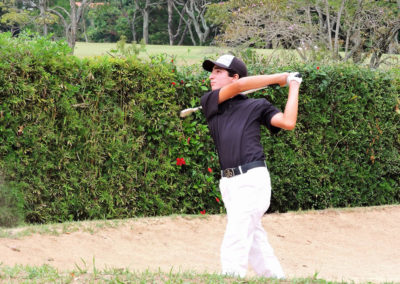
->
[220,211,253,277]
[247,167,285,279]
[220,177,254,278]
[249,222,285,279]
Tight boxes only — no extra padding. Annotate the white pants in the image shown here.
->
[219,167,285,279]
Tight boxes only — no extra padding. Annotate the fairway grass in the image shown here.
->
[74,42,229,65]
[0,263,350,284]
[74,42,278,66]
[74,42,399,70]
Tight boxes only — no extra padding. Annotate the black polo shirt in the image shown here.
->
[201,89,281,170]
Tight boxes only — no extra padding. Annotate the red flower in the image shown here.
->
[208,167,212,173]
[176,157,185,166]
[316,66,320,70]
[215,197,220,203]
[172,69,175,73]
[187,137,191,144]
[180,80,184,84]
[200,210,206,215]
[171,82,176,85]
[171,59,174,63]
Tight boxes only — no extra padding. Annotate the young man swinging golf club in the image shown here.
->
[200,54,302,279]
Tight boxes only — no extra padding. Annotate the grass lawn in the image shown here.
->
[74,42,399,70]
[74,42,279,66]
[74,42,229,65]
[0,264,335,284]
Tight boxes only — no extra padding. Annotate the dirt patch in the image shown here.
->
[1,205,399,283]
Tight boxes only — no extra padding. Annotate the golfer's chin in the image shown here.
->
[211,85,220,91]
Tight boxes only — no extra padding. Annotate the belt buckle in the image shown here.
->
[223,168,234,178]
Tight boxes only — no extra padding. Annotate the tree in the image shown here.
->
[206,0,312,48]
[184,0,210,45]
[365,7,400,68]
[312,0,399,66]
[167,0,188,45]
[206,0,400,68]
[48,0,93,50]
[173,0,214,45]
[28,0,59,36]
[0,0,31,35]
[87,2,130,42]
[134,0,162,44]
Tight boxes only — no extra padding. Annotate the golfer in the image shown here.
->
[200,54,301,279]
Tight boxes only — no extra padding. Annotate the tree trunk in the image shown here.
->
[69,0,77,49]
[39,0,48,36]
[66,0,92,51]
[142,0,149,44]
[168,0,174,45]
[134,0,151,44]
[315,5,324,34]
[167,0,187,45]
[333,0,346,57]
[185,0,210,46]
[131,0,139,42]
[187,20,197,45]
[323,0,333,51]
[178,24,188,45]
[343,0,363,62]
[82,6,88,42]
[131,9,137,42]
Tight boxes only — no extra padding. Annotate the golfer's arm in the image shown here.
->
[218,73,288,103]
[270,81,300,130]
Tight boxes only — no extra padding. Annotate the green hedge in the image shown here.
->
[260,65,400,212]
[0,33,399,224]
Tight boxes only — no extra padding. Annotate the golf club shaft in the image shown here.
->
[180,86,269,117]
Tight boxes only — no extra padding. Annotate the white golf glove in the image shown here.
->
[286,72,302,85]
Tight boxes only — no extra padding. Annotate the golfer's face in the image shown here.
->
[209,66,236,91]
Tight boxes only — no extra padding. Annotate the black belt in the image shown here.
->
[221,160,266,178]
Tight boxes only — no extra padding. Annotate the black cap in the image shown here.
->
[203,54,248,78]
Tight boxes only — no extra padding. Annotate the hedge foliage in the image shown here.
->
[0,33,399,224]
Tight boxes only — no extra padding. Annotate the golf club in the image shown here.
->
[179,86,269,118]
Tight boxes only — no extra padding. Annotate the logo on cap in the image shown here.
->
[216,54,235,68]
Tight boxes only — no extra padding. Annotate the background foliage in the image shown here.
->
[0,33,399,225]
[0,0,398,65]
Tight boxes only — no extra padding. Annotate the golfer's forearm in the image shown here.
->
[271,82,299,130]
[219,73,288,103]
[238,73,288,90]
[282,83,300,129]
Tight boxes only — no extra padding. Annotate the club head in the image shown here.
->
[180,108,195,118]
[180,106,202,118]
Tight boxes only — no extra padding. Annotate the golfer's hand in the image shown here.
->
[286,72,302,86]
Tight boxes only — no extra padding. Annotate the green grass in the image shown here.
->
[73,42,399,70]
[74,42,229,65]
[0,263,355,284]
[74,42,278,65]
